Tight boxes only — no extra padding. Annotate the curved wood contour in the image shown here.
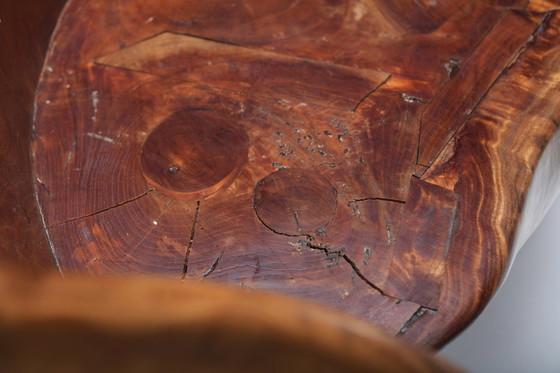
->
[3,0,559,349]
[0,269,463,372]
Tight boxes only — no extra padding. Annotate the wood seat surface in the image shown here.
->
[2,0,560,352]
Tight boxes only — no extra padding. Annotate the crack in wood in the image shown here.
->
[127,200,172,257]
[398,93,423,104]
[351,74,392,112]
[85,132,115,144]
[342,254,390,297]
[252,197,310,238]
[397,306,436,336]
[47,189,155,227]
[182,200,201,278]
[350,197,406,204]
[304,238,391,297]
[202,251,224,278]
[33,176,63,275]
[35,176,53,198]
[293,211,303,234]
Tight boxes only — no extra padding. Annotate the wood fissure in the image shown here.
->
[397,307,435,336]
[351,74,393,112]
[47,189,155,227]
[182,200,201,278]
[350,197,406,204]
[304,238,390,297]
[342,254,390,297]
[202,251,224,278]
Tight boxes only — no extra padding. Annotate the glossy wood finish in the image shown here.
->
[409,8,560,344]
[5,0,560,350]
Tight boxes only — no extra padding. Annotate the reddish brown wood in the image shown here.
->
[97,32,390,111]
[382,179,458,309]
[253,169,338,236]
[0,0,66,272]
[417,10,542,167]
[0,269,463,372]
[527,0,560,12]
[26,0,560,349]
[141,109,249,200]
[402,10,560,346]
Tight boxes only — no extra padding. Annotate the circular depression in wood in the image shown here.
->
[253,169,338,236]
[141,110,248,200]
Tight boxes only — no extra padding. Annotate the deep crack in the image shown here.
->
[342,254,390,296]
[304,238,390,297]
[351,74,392,112]
[350,197,406,204]
[182,200,201,278]
[203,251,224,278]
[397,306,436,336]
[48,189,155,226]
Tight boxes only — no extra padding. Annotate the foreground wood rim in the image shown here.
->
[0,269,462,372]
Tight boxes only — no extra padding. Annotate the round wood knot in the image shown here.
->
[253,169,338,236]
[141,110,248,200]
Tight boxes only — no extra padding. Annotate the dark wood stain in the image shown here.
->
[0,0,66,272]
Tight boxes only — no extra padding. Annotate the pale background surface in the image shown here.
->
[440,196,560,373]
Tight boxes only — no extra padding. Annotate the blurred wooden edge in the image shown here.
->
[0,268,463,372]
[0,0,65,272]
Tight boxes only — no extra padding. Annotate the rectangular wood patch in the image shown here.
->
[382,178,459,309]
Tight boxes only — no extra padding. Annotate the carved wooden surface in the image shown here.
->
[31,0,560,347]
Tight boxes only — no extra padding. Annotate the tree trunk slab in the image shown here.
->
[31,0,560,347]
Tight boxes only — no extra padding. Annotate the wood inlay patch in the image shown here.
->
[253,169,338,236]
[96,32,390,111]
[141,110,249,200]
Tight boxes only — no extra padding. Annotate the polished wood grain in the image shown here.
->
[10,0,560,350]
[97,32,390,111]
[417,10,541,168]
[404,9,560,345]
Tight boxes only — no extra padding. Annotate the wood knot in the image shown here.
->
[141,110,248,200]
[253,168,338,236]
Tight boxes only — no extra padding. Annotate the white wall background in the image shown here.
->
[440,196,560,373]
